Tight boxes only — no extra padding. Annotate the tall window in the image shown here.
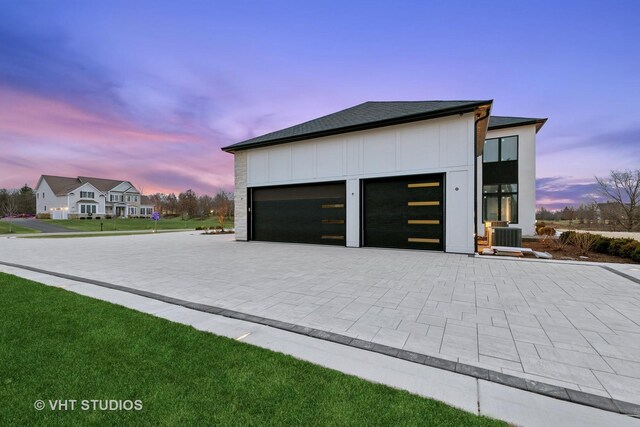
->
[483,184,518,223]
[483,136,518,223]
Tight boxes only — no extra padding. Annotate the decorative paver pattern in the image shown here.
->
[1,232,640,405]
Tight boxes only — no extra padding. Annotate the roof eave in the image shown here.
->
[221,101,493,153]
[488,118,548,133]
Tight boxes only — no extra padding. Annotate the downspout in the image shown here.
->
[474,109,490,254]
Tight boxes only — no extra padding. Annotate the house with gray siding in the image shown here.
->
[35,175,155,219]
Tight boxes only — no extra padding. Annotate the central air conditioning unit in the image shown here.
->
[492,227,522,247]
[485,221,509,246]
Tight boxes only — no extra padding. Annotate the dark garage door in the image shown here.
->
[363,173,444,251]
[251,182,346,245]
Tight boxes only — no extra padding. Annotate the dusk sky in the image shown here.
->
[1,1,638,209]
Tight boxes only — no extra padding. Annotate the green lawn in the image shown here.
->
[0,273,502,426]
[42,216,234,232]
[20,231,185,239]
[0,221,40,235]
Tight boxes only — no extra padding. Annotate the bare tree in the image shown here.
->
[1,192,18,233]
[216,198,232,231]
[596,169,640,231]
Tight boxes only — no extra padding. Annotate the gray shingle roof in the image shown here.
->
[488,116,547,132]
[222,100,492,152]
[40,175,83,196]
[78,176,130,192]
[39,175,135,195]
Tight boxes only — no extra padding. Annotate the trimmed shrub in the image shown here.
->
[593,236,612,254]
[632,246,640,262]
[560,231,577,243]
[620,241,640,259]
[608,238,635,257]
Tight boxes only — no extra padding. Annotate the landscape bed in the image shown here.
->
[0,272,501,426]
[41,217,234,232]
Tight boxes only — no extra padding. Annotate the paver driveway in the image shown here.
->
[1,232,640,405]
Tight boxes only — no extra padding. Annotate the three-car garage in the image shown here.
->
[249,173,444,251]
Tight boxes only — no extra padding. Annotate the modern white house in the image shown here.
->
[35,175,155,220]
[222,101,546,254]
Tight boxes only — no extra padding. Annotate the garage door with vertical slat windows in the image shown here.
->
[251,182,346,246]
[363,173,444,251]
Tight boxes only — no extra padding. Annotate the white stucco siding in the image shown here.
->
[240,112,477,253]
[478,124,537,236]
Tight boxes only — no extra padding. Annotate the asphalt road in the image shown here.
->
[2,218,74,233]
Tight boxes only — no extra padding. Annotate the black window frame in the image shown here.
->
[482,135,519,223]
[483,136,519,163]
[482,184,518,224]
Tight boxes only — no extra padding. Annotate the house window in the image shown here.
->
[483,136,518,163]
[80,191,95,198]
[80,204,97,214]
[134,196,138,202]
[129,207,137,215]
[110,194,121,202]
[483,184,518,223]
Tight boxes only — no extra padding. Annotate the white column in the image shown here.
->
[346,178,360,248]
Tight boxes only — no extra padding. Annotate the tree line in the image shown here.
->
[536,169,640,231]
[0,185,36,217]
[147,189,234,220]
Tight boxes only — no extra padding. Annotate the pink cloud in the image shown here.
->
[0,85,199,145]
[0,85,234,194]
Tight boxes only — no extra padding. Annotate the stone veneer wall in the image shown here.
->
[234,151,248,240]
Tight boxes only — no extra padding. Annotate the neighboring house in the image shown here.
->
[222,100,546,254]
[34,175,155,219]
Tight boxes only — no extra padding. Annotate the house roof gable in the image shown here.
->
[78,176,131,192]
[38,175,83,196]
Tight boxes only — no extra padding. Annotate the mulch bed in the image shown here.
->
[522,239,638,264]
